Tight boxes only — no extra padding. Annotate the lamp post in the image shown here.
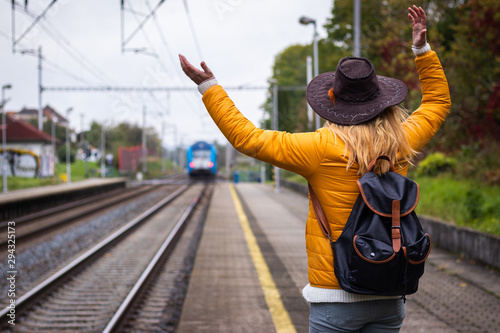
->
[161,120,165,174]
[269,78,280,193]
[2,84,12,193]
[51,108,56,175]
[299,15,320,129]
[353,0,361,57]
[100,125,106,178]
[66,107,73,183]
[142,106,147,174]
[306,56,313,129]
[163,122,178,169]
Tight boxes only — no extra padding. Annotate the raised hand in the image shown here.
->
[179,54,214,85]
[408,5,427,47]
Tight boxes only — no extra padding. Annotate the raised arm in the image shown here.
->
[404,6,451,152]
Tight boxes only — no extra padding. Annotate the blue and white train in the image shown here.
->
[186,141,217,177]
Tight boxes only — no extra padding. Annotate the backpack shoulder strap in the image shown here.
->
[367,155,395,173]
[308,183,332,241]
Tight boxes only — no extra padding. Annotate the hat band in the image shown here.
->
[335,88,380,103]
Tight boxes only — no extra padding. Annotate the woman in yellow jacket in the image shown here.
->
[181,5,450,333]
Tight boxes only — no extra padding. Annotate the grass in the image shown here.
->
[413,174,500,236]
[0,160,102,191]
[55,160,101,182]
[0,176,63,191]
[142,159,180,179]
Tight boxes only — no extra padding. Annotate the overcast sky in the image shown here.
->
[0,0,333,149]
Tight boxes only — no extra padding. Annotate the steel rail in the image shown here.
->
[0,172,186,228]
[0,185,160,248]
[0,187,126,228]
[103,184,208,332]
[0,184,190,323]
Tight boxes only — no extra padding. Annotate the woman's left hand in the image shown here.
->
[408,5,427,47]
[179,54,214,85]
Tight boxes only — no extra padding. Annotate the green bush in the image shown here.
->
[415,152,456,177]
[57,145,75,164]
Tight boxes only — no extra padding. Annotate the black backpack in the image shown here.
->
[309,155,431,299]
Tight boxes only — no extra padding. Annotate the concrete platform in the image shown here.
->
[177,183,278,333]
[0,178,126,204]
[178,182,500,333]
[0,178,127,221]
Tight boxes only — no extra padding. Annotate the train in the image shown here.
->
[186,141,217,177]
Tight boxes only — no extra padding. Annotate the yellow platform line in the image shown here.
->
[229,184,296,333]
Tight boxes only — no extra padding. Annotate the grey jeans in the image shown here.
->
[309,299,406,333]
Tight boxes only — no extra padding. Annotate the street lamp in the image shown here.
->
[66,107,73,184]
[100,125,105,178]
[354,0,361,57]
[167,123,179,169]
[269,78,280,193]
[142,106,147,175]
[160,120,165,174]
[299,15,320,129]
[51,108,56,176]
[2,84,12,193]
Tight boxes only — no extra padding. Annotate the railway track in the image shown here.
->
[0,172,191,249]
[0,183,211,331]
[0,185,159,249]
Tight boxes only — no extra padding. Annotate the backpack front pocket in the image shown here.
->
[405,233,431,265]
[353,235,395,264]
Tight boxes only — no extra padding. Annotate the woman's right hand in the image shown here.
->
[408,5,427,47]
[179,54,215,85]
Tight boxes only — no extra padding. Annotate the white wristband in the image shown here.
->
[198,77,218,95]
[412,42,431,56]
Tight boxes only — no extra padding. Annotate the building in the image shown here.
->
[15,107,38,122]
[14,105,68,127]
[0,114,57,177]
[43,105,69,126]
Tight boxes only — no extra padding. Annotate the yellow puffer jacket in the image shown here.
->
[202,51,451,289]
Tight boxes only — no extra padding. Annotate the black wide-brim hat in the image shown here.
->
[306,56,408,125]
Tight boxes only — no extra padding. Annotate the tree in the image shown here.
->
[83,120,162,168]
[261,44,309,133]
[262,0,499,182]
[324,0,424,109]
[442,0,500,144]
[262,41,346,133]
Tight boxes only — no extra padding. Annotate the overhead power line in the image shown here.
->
[127,2,162,61]
[182,0,204,60]
[121,0,166,52]
[147,1,207,116]
[10,1,116,85]
[12,0,57,51]
[42,85,306,92]
[146,0,178,69]
[125,1,166,110]
[0,29,10,41]
[43,58,93,85]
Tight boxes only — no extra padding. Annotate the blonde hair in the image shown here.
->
[324,106,418,175]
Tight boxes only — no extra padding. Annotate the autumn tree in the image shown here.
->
[264,0,499,182]
[442,0,500,144]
